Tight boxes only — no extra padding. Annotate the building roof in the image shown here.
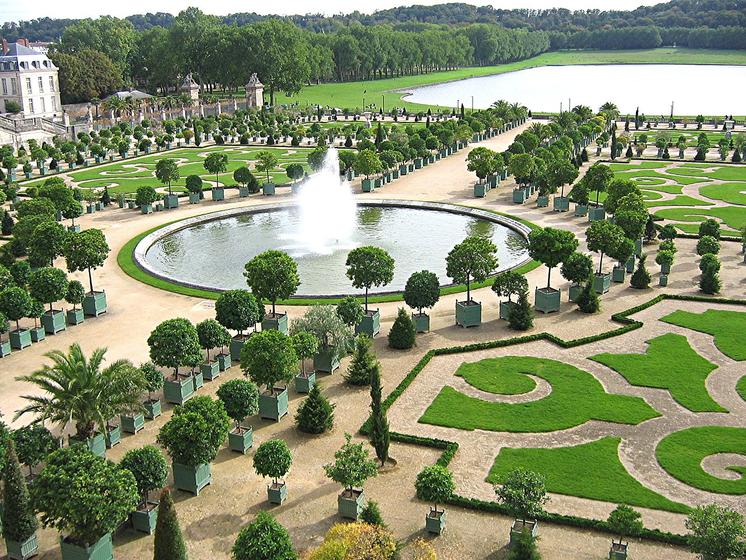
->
[107,90,153,101]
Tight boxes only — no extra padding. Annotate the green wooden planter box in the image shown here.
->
[230,335,249,361]
[141,204,153,214]
[67,308,85,326]
[238,186,250,197]
[295,371,316,393]
[105,425,120,448]
[86,205,95,214]
[510,520,538,547]
[626,256,636,273]
[499,301,518,320]
[228,426,253,454]
[144,399,162,419]
[164,194,179,209]
[120,412,145,434]
[259,387,289,421]
[553,196,570,212]
[374,178,382,188]
[212,187,225,201]
[568,284,583,302]
[314,348,340,373]
[355,310,380,337]
[399,165,408,176]
[164,375,195,405]
[60,533,113,560]
[192,371,204,391]
[474,182,488,198]
[262,313,288,334]
[68,224,82,233]
[95,202,103,211]
[634,238,643,256]
[536,195,549,208]
[5,534,39,560]
[268,482,288,505]
[362,179,374,192]
[172,462,211,495]
[201,361,220,381]
[425,509,447,535]
[30,326,45,342]
[132,502,158,534]
[661,262,671,275]
[414,158,423,169]
[455,300,481,327]
[69,433,106,457]
[574,204,589,217]
[611,264,626,282]
[659,274,669,287]
[189,192,200,204]
[534,287,561,313]
[392,169,400,179]
[83,291,107,317]
[10,328,32,350]
[412,313,430,333]
[0,340,10,357]
[594,273,612,294]
[338,489,365,520]
[217,352,232,371]
[512,189,527,203]
[42,310,66,334]
[609,542,628,560]
[589,206,606,222]
[263,182,276,195]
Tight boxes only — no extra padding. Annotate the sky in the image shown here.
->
[1,0,663,24]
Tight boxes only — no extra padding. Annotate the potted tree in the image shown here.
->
[345,246,395,337]
[446,236,497,327]
[561,252,593,302]
[584,163,614,221]
[185,175,203,204]
[253,439,293,505]
[244,250,300,334]
[403,270,440,332]
[528,227,578,313]
[232,511,296,560]
[2,441,39,560]
[0,286,33,350]
[155,158,180,209]
[120,445,169,534]
[156,396,230,495]
[119,369,147,436]
[240,330,297,421]
[28,267,68,335]
[217,378,259,454]
[495,468,549,546]
[0,312,9,357]
[508,154,535,204]
[140,362,164,419]
[27,299,45,343]
[62,228,110,317]
[415,465,455,535]
[135,186,159,214]
[610,237,635,284]
[467,147,497,198]
[147,318,202,405]
[215,290,262,362]
[548,158,579,212]
[569,180,590,217]
[291,305,351,374]
[354,149,382,192]
[656,249,675,276]
[196,319,231,381]
[586,220,625,295]
[30,446,138,560]
[325,433,379,520]
[607,504,643,560]
[11,424,58,481]
[233,166,256,198]
[491,270,528,320]
[255,150,278,195]
[64,279,85,326]
[292,330,319,393]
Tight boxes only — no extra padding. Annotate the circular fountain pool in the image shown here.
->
[135,201,531,297]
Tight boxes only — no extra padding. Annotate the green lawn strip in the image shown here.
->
[710,167,746,182]
[642,191,663,202]
[661,309,746,361]
[672,222,740,236]
[737,376,746,402]
[419,356,659,432]
[664,167,713,179]
[455,358,537,395]
[645,195,713,208]
[608,162,666,172]
[488,437,689,513]
[656,426,746,494]
[654,206,746,232]
[699,182,746,206]
[635,177,667,186]
[590,333,724,413]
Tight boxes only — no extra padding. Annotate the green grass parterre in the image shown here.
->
[661,309,746,361]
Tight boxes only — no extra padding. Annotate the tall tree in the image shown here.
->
[153,489,188,560]
[368,363,389,467]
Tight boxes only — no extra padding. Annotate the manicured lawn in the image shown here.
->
[455,358,536,395]
[646,195,713,208]
[654,206,746,233]
[656,426,746,494]
[419,356,659,433]
[590,333,724,413]
[738,376,746,402]
[608,161,666,172]
[700,182,746,206]
[661,309,746,361]
[488,437,689,513]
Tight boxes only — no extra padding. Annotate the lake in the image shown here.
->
[403,64,746,116]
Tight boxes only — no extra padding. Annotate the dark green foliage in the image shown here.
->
[215,289,261,335]
[2,440,38,542]
[403,269,440,313]
[360,500,386,526]
[346,246,395,311]
[630,255,651,289]
[65,279,85,309]
[608,504,644,544]
[196,318,231,359]
[415,464,455,510]
[11,424,58,475]
[62,228,110,292]
[153,489,188,560]
[644,214,657,242]
[700,266,721,295]
[345,334,379,386]
[231,511,297,560]
[696,235,720,256]
[253,439,292,483]
[336,295,364,328]
[508,290,533,331]
[147,318,202,375]
[369,363,389,466]
[141,361,164,401]
[508,531,541,560]
[388,307,416,350]
[686,504,746,560]
[243,250,300,315]
[698,219,721,240]
[659,224,677,240]
[295,384,335,434]
[28,266,68,311]
[578,274,600,313]
[1,211,13,236]
[119,445,168,504]
[217,378,260,427]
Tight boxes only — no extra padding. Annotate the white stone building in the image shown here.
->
[0,39,62,119]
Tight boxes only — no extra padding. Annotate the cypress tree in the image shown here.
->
[360,500,386,526]
[1,211,13,236]
[153,488,188,560]
[630,255,651,289]
[344,334,378,386]
[295,384,335,434]
[577,274,600,314]
[2,439,38,544]
[508,289,533,331]
[369,363,390,467]
[387,307,416,350]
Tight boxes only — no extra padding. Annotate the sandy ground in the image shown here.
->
[2,123,744,559]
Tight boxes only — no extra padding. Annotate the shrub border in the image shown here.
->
[360,293,746,546]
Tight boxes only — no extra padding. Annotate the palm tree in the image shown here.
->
[14,344,146,441]
[599,102,620,122]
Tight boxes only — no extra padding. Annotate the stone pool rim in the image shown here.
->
[131,199,533,300]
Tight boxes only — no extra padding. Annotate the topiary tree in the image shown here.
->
[232,511,297,560]
[577,272,600,313]
[155,158,180,195]
[659,224,677,240]
[286,163,304,183]
[2,440,38,547]
[495,468,549,528]
[203,152,228,188]
[608,236,635,271]
[30,446,138,548]
[196,318,231,361]
[11,424,58,477]
[354,149,382,179]
[217,378,259,430]
[492,270,528,304]
[65,279,85,311]
[244,250,300,316]
[255,151,279,184]
[119,445,169,509]
[135,186,159,207]
[630,254,651,289]
[415,465,455,515]
[700,254,722,294]
[185,174,203,195]
[655,250,675,271]
[233,166,258,192]
[445,236,498,302]
[28,220,67,267]
[584,163,614,206]
[253,439,292,486]
[28,266,67,312]
[698,218,721,240]
[605,178,640,215]
[528,227,578,289]
[141,361,163,405]
[388,307,416,350]
[153,489,187,560]
[215,289,262,337]
[292,331,318,377]
[546,158,579,198]
[62,228,110,293]
[336,296,364,331]
[295,384,335,434]
[508,289,534,331]
[686,504,745,560]
[586,220,625,275]
[560,252,593,287]
[324,433,379,496]
[346,246,395,312]
[345,334,379,386]
[147,318,202,377]
[403,270,440,317]
[368,362,389,466]
[0,285,33,332]
[466,147,497,182]
[240,330,297,392]
[508,153,535,188]
[360,501,385,527]
[697,235,720,256]
[607,504,643,547]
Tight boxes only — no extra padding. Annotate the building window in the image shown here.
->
[49,76,55,92]
[10,78,16,95]
[52,97,58,111]
[38,76,44,93]
[29,99,34,114]
[26,77,32,94]
[40,98,46,113]
[1,79,6,95]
